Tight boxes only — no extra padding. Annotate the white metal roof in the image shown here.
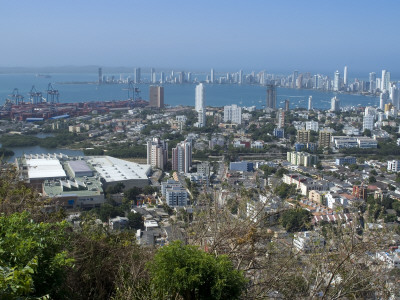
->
[27,158,67,179]
[88,156,151,182]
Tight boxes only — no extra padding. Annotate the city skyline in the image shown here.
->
[1,0,400,73]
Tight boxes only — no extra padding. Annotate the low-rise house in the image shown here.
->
[293,231,325,252]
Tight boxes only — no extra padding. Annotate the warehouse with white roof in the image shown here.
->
[26,158,67,180]
[87,156,151,190]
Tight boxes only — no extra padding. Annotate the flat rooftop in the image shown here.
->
[68,160,92,174]
[26,158,67,180]
[87,156,151,182]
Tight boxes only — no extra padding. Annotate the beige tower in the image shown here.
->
[149,86,164,108]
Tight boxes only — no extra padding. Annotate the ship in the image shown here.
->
[35,74,52,78]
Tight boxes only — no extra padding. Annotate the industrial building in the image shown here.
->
[86,156,151,190]
[17,154,151,209]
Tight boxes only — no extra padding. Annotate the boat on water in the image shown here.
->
[35,74,52,78]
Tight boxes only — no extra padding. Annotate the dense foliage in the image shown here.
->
[280,208,312,232]
[148,241,247,300]
[0,212,72,298]
[0,133,86,149]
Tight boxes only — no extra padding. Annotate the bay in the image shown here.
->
[0,73,379,110]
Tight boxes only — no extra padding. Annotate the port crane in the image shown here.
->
[46,83,59,103]
[127,80,141,101]
[29,86,43,104]
[8,88,25,105]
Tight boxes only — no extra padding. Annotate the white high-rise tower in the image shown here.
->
[333,70,340,92]
[390,84,400,108]
[343,66,348,86]
[195,83,206,127]
[210,69,215,83]
[381,70,390,91]
[330,96,340,112]
[308,96,313,111]
[195,83,205,112]
[333,71,340,92]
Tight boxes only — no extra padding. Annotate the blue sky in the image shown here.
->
[1,0,399,74]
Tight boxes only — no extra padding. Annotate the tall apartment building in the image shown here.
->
[330,96,340,112]
[98,67,103,84]
[297,130,311,143]
[266,84,276,109]
[387,160,400,172]
[134,67,141,84]
[147,138,168,170]
[277,109,285,128]
[284,99,290,111]
[195,83,206,127]
[319,131,332,148]
[333,70,340,91]
[172,140,192,173]
[363,114,374,131]
[161,180,188,206]
[224,104,242,124]
[287,151,318,167]
[381,70,390,91]
[305,121,319,132]
[149,86,164,108]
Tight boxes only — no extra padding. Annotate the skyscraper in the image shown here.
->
[330,96,340,112]
[195,83,205,112]
[210,68,215,83]
[224,104,242,124]
[266,84,276,109]
[238,70,243,84]
[390,84,400,108]
[195,83,206,127]
[343,66,348,86]
[160,72,165,84]
[369,72,376,92]
[284,99,290,111]
[150,68,156,83]
[292,70,298,88]
[380,91,389,110]
[308,96,313,111]
[381,70,390,91]
[149,86,164,108]
[313,75,319,89]
[134,68,141,84]
[98,67,103,84]
[197,109,206,128]
[333,70,340,92]
[172,140,192,174]
[147,138,168,170]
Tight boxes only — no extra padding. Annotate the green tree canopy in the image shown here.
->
[280,208,312,232]
[147,241,246,300]
[0,212,72,298]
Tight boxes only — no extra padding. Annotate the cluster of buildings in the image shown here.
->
[17,154,151,209]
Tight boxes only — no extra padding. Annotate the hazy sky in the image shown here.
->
[1,0,400,74]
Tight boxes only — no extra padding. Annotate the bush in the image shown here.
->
[148,241,246,300]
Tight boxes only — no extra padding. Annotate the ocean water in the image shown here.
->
[0,73,379,110]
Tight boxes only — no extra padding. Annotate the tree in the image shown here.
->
[127,212,143,230]
[0,212,72,298]
[370,169,378,176]
[369,176,377,183]
[363,129,372,137]
[275,167,289,178]
[106,182,125,194]
[147,241,246,300]
[280,208,312,232]
[274,182,296,199]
